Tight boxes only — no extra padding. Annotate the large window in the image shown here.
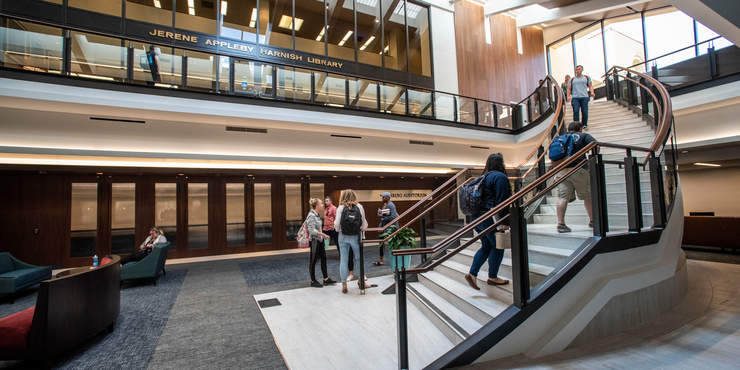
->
[234,60,273,97]
[644,8,695,68]
[126,0,173,27]
[294,0,326,55]
[276,66,312,103]
[549,37,573,86]
[0,19,63,74]
[155,183,177,246]
[383,0,408,71]
[696,21,733,55]
[70,183,98,258]
[407,1,431,76]
[188,183,208,249]
[285,183,302,241]
[574,24,605,87]
[226,183,245,247]
[221,0,258,43]
[356,0,382,67]
[261,0,293,48]
[604,14,645,71]
[254,183,272,244]
[70,31,126,82]
[111,183,136,255]
[326,0,356,61]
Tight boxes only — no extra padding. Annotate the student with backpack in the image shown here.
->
[304,198,336,288]
[550,121,596,233]
[333,189,369,294]
[461,153,512,290]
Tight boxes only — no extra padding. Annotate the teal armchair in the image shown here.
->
[120,242,170,284]
[0,252,52,298]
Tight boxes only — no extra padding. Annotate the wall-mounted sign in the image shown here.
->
[353,190,433,202]
[129,21,348,73]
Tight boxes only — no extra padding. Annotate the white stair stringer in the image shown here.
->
[472,189,685,363]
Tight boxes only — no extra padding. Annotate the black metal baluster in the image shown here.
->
[589,152,608,237]
[509,201,530,307]
[649,154,667,228]
[624,150,643,232]
[395,256,409,370]
[420,217,427,263]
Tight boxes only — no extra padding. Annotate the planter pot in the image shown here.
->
[389,248,412,271]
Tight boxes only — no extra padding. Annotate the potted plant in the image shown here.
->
[380,226,417,271]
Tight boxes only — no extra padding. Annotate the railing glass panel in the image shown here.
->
[407,88,433,118]
[234,60,274,97]
[0,19,63,74]
[69,31,126,82]
[348,78,379,111]
[315,72,348,107]
[380,83,407,115]
[496,103,513,129]
[276,66,313,104]
[434,92,456,122]
[457,96,476,125]
[476,100,495,127]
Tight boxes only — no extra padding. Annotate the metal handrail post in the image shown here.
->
[509,201,530,307]
[589,152,608,237]
[395,257,409,370]
[624,153,643,232]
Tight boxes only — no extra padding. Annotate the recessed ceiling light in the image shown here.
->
[338,30,353,47]
[694,162,721,167]
[221,1,227,15]
[359,35,375,50]
[249,8,257,28]
[278,15,304,31]
[188,6,195,15]
[187,0,194,7]
[153,0,162,8]
[315,27,326,41]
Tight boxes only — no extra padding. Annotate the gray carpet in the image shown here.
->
[0,269,187,370]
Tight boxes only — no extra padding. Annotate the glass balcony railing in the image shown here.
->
[0,16,558,132]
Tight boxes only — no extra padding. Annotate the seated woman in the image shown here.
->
[121,227,167,265]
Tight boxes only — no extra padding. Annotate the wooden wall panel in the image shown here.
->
[453,2,547,102]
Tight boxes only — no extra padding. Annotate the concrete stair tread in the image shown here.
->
[455,249,554,277]
[461,243,571,259]
[440,259,514,293]
[408,282,481,338]
[421,270,511,318]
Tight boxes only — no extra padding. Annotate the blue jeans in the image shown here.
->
[571,97,590,126]
[468,214,505,279]
[338,233,362,282]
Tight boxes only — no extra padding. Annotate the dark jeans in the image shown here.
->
[571,97,590,126]
[309,238,328,282]
[121,249,150,265]
[468,215,505,279]
[325,229,338,246]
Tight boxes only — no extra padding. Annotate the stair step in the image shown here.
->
[436,260,514,301]
[504,244,571,268]
[407,282,480,344]
[419,270,510,324]
[533,213,653,226]
[449,250,553,286]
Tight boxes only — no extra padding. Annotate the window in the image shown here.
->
[129,41,181,87]
[261,0,293,48]
[126,0,173,27]
[380,83,406,114]
[221,0,258,43]
[111,183,136,255]
[644,8,695,68]
[696,22,733,54]
[178,49,218,91]
[356,0,382,67]
[349,78,379,110]
[294,0,326,55]
[326,0,356,61]
[0,19,63,74]
[71,183,97,258]
[155,183,177,246]
[382,0,408,71]
[548,37,573,86]
[254,183,272,244]
[226,183,245,247]
[234,60,274,97]
[276,66,312,103]
[188,183,208,249]
[314,72,347,107]
[70,31,126,82]
[604,14,645,71]
[407,1,431,76]
[69,0,122,17]
[574,24,605,87]
[285,183,302,241]
[175,0,217,35]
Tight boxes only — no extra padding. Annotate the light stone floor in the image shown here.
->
[255,275,455,370]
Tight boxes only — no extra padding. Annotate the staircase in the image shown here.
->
[405,99,660,348]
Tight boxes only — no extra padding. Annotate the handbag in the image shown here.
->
[495,230,511,250]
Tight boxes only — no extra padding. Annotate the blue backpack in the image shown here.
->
[548,133,575,161]
[459,174,487,216]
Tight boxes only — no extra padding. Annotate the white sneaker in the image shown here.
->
[347,273,355,282]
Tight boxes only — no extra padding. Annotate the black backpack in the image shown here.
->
[340,205,363,235]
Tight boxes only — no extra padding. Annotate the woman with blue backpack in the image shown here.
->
[334,189,369,294]
[464,153,512,290]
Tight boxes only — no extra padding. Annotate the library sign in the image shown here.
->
[353,190,433,202]
[134,24,348,72]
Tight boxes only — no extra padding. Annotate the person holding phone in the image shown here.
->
[307,198,335,288]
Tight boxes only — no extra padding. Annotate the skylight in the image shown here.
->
[393,1,422,19]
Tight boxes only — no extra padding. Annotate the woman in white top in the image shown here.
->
[333,189,369,294]
[121,227,167,265]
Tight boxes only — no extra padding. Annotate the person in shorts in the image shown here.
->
[555,121,596,233]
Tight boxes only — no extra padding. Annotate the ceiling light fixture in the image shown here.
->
[359,35,375,51]
[278,15,304,31]
[153,0,162,8]
[694,162,721,167]
[338,30,353,46]
[315,26,327,41]
[221,1,227,15]
[249,8,257,28]
[187,0,194,7]
[379,44,389,54]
